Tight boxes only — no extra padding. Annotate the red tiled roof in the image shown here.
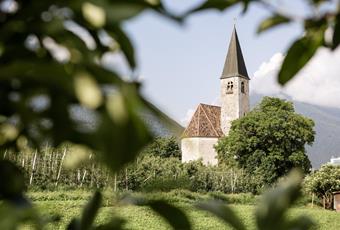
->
[182,104,223,138]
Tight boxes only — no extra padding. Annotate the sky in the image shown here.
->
[113,0,340,125]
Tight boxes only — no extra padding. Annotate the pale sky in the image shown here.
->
[118,0,339,125]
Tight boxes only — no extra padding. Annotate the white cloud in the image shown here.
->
[251,48,340,109]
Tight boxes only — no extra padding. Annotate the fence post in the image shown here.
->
[30,150,38,185]
[114,173,117,192]
[55,148,66,186]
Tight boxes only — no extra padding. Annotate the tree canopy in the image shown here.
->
[216,97,315,186]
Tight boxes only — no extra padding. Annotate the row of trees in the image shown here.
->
[6,98,340,210]
[4,138,255,193]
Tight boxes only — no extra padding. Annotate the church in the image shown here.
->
[181,26,250,165]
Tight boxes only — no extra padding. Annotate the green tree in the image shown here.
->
[142,136,181,158]
[304,164,340,209]
[216,97,315,186]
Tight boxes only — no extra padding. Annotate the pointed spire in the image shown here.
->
[221,26,249,80]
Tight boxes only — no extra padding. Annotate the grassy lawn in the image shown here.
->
[25,190,340,230]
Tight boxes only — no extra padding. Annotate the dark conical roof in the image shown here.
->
[221,26,249,80]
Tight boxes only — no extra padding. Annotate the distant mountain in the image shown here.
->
[142,110,184,138]
[251,93,340,169]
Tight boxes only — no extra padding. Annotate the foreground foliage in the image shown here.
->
[216,97,315,188]
[1,0,340,229]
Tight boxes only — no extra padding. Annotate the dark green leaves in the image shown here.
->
[197,201,246,230]
[278,30,324,85]
[148,200,191,230]
[187,0,240,14]
[332,13,340,50]
[106,24,136,69]
[0,160,25,200]
[257,15,290,34]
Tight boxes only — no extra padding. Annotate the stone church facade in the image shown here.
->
[181,26,250,165]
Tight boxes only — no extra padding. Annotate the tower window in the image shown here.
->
[226,81,233,94]
[241,82,245,93]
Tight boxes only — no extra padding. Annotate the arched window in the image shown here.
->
[226,81,233,94]
[241,82,245,93]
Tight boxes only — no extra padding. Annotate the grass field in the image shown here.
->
[26,190,340,230]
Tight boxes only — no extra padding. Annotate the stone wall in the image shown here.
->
[181,137,218,165]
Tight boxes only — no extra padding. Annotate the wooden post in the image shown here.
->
[311,193,314,208]
[323,196,326,209]
[125,168,128,191]
[30,150,37,185]
[80,170,87,187]
[55,148,66,186]
[114,173,117,192]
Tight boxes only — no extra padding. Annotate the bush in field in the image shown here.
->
[183,161,255,193]
[142,136,181,158]
[119,154,187,191]
[304,164,340,209]
[216,97,315,188]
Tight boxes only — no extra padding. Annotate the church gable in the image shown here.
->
[182,104,223,138]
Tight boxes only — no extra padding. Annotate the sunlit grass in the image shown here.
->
[27,190,340,230]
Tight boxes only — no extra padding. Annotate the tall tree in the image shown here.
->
[216,97,315,186]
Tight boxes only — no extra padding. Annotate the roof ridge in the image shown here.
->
[199,103,221,108]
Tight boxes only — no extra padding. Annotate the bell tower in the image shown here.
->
[220,26,250,135]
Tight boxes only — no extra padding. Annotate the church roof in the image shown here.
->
[221,26,250,80]
[182,104,223,138]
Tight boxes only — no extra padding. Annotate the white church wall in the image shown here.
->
[181,137,218,166]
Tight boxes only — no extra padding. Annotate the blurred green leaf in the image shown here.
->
[278,30,324,85]
[82,2,106,28]
[0,160,25,199]
[197,201,247,230]
[255,169,314,230]
[148,200,191,230]
[0,202,42,230]
[187,0,239,14]
[332,13,340,50]
[106,24,136,69]
[257,15,290,34]
[68,191,102,230]
[80,191,102,230]
[90,84,153,173]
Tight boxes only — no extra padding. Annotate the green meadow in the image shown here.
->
[25,190,340,230]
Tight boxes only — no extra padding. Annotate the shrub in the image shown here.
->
[304,164,340,209]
